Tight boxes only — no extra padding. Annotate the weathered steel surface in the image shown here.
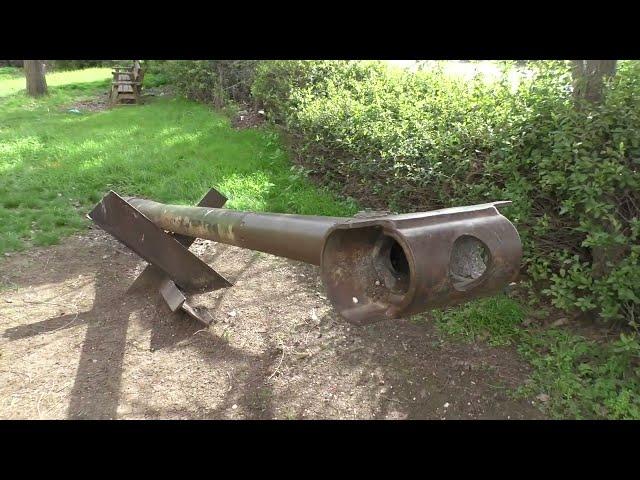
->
[117,196,522,324]
[137,187,229,278]
[124,197,343,265]
[93,189,229,325]
[181,301,214,325]
[156,187,229,325]
[172,188,229,248]
[88,191,231,293]
[319,203,522,324]
[159,278,187,312]
[159,278,215,325]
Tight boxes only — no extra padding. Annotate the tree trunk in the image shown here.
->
[571,60,624,281]
[571,60,617,103]
[24,60,48,97]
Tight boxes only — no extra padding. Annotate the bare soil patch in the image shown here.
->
[232,108,266,130]
[63,87,174,113]
[0,230,545,419]
[66,92,111,112]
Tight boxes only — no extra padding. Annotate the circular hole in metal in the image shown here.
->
[374,235,410,295]
[450,235,490,291]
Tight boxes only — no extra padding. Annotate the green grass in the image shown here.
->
[0,67,112,97]
[516,329,640,419]
[0,68,357,254]
[0,67,23,81]
[431,295,525,346]
[426,294,640,419]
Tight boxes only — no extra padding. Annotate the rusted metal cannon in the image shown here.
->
[89,189,522,326]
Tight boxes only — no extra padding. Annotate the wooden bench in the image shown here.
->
[110,61,145,105]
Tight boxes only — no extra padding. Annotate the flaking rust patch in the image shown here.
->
[219,223,236,243]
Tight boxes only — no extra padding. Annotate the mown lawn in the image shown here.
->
[0,67,113,97]
[0,67,357,254]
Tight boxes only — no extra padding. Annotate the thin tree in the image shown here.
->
[571,60,617,104]
[24,60,48,97]
[571,60,621,279]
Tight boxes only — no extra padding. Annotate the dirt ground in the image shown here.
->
[0,228,546,419]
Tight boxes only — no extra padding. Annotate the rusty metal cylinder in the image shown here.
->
[125,197,343,265]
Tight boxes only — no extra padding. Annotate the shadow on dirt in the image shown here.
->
[1,237,283,419]
[1,231,545,419]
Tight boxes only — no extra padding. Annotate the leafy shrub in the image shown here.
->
[251,60,640,326]
[517,329,640,419]
[0,66,22,80]
[51,60,116,71]
[160,60,259,108]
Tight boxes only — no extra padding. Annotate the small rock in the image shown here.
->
[228,310,237,317]
[352,297,359,304]
[385,410,408,420]
[443,402,450,408]
[102,255,109,260]
[3,252,11,257]
[5,299,13,303]
[536,393,550,403]
[375,280,380,286]
[551,318,569,327]
[310,311,319,322]
[231,404,238,410]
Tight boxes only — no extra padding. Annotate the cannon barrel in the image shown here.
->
[122,197,523,325]
[125,197,342,265]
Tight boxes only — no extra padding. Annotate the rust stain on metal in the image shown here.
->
[89,191,230,293]
[320,203,521,324]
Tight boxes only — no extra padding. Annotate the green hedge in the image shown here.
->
[250,60,640,325]
[50,60,117,71]
[158,60,259,107]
